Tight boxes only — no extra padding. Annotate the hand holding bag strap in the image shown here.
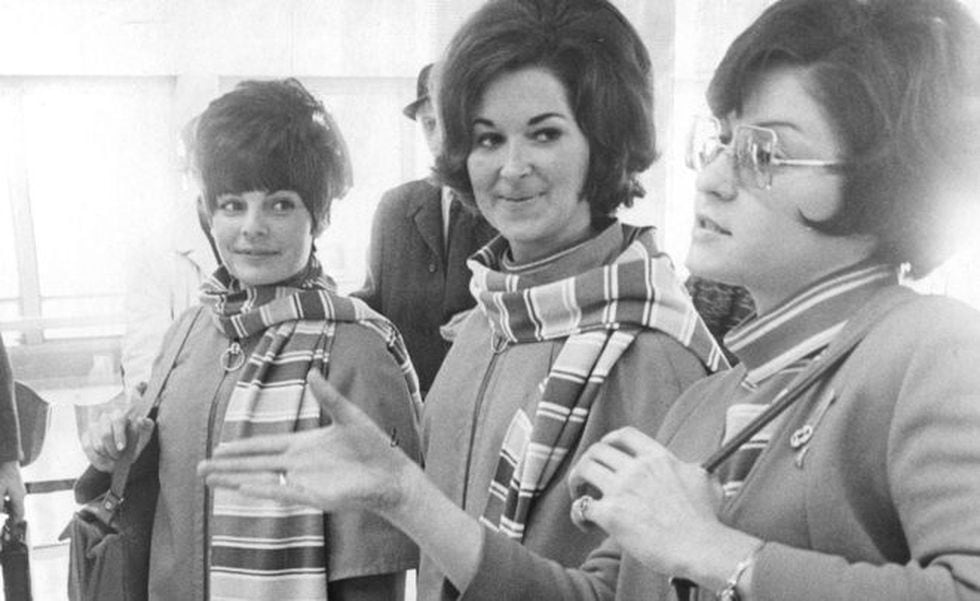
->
[672,286,916,601]
[103,307,204,510]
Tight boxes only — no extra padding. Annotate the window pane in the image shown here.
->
[0,88,19,303]
[24,78,176,308]
[0,183,17,302]
[309,80,415,292]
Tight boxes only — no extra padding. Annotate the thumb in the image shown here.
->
[306,369,359,425]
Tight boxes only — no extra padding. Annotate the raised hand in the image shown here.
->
[197,369,416,514]
[568,427,759,586]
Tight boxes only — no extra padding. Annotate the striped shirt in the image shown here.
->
[716,263,898,497]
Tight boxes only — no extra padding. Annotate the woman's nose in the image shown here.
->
[695,150,738,202]
[240,207,269,237]
[499,142,532,180]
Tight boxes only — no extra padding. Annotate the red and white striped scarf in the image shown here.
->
[471,225,727,540]
[199,259,421,600]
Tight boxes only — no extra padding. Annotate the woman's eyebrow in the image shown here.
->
[472,112,568,128]
[528,112,566,125]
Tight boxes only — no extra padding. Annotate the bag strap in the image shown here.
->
[672,286,916,601]
[701,285,914,472]
[107,307,204,500]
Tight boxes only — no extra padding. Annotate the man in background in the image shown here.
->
[355,63,496,396]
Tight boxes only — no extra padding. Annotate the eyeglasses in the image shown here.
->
[685,116,844,190]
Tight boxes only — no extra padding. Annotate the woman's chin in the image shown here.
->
[228,266,281,287]
[684,253,738,285]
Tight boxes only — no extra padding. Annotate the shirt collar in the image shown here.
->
[726,262,898,384]
[499,218,622,284]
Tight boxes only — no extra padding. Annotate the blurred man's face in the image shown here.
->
[416,101,442,159]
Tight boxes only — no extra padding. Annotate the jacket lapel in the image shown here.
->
[446,201,495,279]
[410,185,445,265]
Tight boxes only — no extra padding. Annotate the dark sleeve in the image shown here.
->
[351,191,391,313]
[0,337,21,463]
[321,323,421,582]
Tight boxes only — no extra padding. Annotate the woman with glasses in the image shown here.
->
[565,0,980,599]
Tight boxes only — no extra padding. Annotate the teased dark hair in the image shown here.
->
[194,78,352,235]
[436,0,656,218]
[708,0,980,277]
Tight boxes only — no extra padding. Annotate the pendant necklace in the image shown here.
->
[220,340,245,372]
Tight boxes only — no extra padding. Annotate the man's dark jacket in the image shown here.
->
[355,179,496,394]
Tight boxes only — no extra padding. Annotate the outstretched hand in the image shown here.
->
[197,370,415,514]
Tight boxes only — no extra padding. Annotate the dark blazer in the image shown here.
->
[0,337,20,463]
[354,178,496,394]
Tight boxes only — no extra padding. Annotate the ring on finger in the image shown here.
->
[278,471,288,486]
[573,495,594,523]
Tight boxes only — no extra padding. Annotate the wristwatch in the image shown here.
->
[716,542,764,601]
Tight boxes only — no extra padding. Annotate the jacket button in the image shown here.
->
[428,263,437,273]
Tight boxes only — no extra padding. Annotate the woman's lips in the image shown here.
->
[695,215,731,235]
[496,192,542,203]
[234,249,278,256]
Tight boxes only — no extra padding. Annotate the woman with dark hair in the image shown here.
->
[201,1,723,599]
[565,0,980,599]
[79,79,420,601]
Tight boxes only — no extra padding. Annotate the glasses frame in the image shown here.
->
[686,116,844,190]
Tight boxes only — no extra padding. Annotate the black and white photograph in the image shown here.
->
[1,1,980,600]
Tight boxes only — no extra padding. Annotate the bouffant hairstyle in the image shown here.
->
[436,0,656,217]
[193,78,352,235]
[708,0,980,277]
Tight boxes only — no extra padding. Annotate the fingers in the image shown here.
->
[82,411,138,471]
[568,437,640,498]
[203,470,283,490]
[568,453,615,499]
[306,370,362,425]
[600,426,666,456]
[109,410,129,452]
[208,432,293,459]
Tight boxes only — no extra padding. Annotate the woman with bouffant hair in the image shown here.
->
[80,79,421,601]
[436,0,657,217]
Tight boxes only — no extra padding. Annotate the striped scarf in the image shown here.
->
[199,259,421,601]
[716,263,897,497]
[472,225,727,540]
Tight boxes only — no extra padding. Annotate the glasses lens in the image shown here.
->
[687,118,722,171]
[735,127,776,189]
